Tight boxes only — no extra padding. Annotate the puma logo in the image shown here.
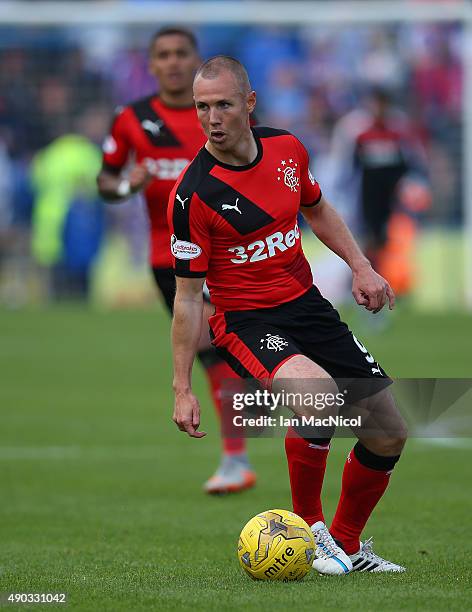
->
[141,119,164,137]
[176,194,188,209]
[222,198,242,214]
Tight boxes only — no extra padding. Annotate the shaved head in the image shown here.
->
[194,55,251,96]
[193,55,256,159]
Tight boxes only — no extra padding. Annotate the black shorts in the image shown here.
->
[209,285,391,399]
[152,267,211,314]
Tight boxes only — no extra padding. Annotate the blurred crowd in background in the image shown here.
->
[0,19,464,306]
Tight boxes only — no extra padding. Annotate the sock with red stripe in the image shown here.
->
[330,442,400,555]
[203,357,246,455]
[284,426,331,526]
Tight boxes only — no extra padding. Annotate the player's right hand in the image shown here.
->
[173,391,207,438]
[129,163,153,193]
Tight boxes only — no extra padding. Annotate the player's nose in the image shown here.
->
[209,108,222,126]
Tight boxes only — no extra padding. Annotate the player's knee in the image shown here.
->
[375,433,407,456]
[304,380,340,419]
[387,414,408,455]
[390,435,407,455]
[368,388,408,454]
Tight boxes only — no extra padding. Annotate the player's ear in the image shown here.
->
[247,90,256,114]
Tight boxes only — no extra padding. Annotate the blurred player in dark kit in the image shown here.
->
[332,88,430,299]
[97,28,256,494]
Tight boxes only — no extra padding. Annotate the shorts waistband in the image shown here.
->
[215,285,315,317]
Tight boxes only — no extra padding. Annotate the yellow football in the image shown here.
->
[237,509,315,581]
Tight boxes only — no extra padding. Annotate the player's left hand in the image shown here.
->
[352,264,395,313]
[129,163,153,193]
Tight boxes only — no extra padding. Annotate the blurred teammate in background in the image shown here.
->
[331,88,430,302]
[97,27,256,494]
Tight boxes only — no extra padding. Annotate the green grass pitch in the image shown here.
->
[1,306,471,610]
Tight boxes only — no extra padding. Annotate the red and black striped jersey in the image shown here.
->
[168,127,322,311]
[354,118,410,175]
[102,95,206,268]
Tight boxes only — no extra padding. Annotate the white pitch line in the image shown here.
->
[0,446,160,460]
[1,440,470,460]
[414,438,472,449]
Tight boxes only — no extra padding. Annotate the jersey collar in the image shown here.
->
[201,128,263,172]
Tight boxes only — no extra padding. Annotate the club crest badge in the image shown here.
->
[260,333,289,352]
[277,159,299,193]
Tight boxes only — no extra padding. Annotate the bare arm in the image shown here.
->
[96,163,152,202]
[171,276,207,438]
[302,195,395,312]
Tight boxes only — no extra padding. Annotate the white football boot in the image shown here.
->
[311,521,352,575]
[349,537,406,573]
[203,455,256,495]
